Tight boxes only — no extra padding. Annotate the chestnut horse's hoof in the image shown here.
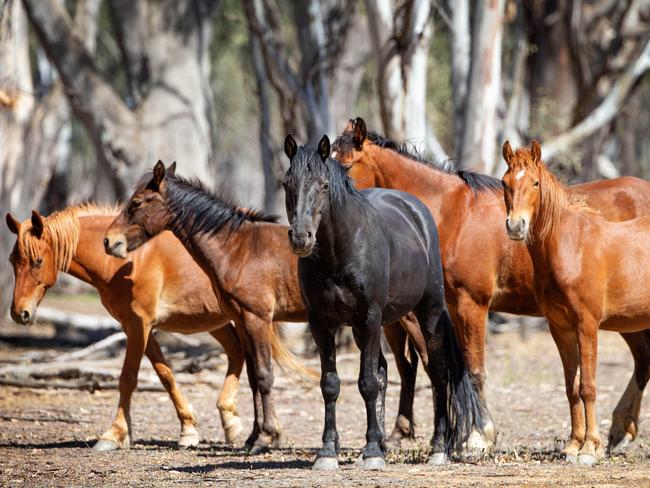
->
[608,432,633,454]
[359,457,385,470]
[313,457,339,470]
[563,453,577,463]
[223,417,244,445]
[427,452,449,466]
[93,439,122,451]
[577,453,598,466]
[178,426,200,449]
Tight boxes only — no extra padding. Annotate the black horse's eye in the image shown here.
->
[33,256,43,268]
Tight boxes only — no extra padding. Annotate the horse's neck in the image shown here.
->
[68,215,117,286]
[367,146,464,221]
[316,194,371,268]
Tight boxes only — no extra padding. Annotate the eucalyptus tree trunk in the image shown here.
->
[366,0,446,160]
[0,0,76,315]
[22,0,220,196]
[458,0,505,174]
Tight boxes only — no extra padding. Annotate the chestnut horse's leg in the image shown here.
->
[353,305,387,470]
[209,324,245,444]
[144,335,200,448]
[447,293,495,450]
[609,331,650,452]
[239,313,281,454]
[94,319,151,451]
[384,320,417,444]
[548,322,585,462]
[575,315,602,465]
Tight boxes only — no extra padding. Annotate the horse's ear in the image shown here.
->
[502,140,515,166]
[284,135,297,161]
[6,213,20,235]
[531,140,542,164]
[31,210,44,239]
[152,160,166,189]
[353,117,367,149]
[317,135,330,160]
[167,161,177,177]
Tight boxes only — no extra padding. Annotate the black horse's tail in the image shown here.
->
[439,309,487,453]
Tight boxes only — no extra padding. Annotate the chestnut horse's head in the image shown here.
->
[331,117,379,189]
[5,211,62,325]
[501,140,545,241]
[104,160,176,258]
[283,134,332,256]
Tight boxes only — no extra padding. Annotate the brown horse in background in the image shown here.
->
[6,205,309,451]
[502,140,650,464]
[332,118,650,451]
[104,162,434,453]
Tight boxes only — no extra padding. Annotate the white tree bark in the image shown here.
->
[447,0,471,160]
[544,37,650,161]
[459,0,505,174]
[366,0,447,160]
[22,0,219,195]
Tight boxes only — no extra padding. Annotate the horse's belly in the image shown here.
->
[600,314,650,333]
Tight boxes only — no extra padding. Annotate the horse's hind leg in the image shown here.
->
[235,325,264,449]
[144,334,200,448]
[239,313,282,454]
[384,319,417,444]
[94,319,151,451]
[311,319,341,471]
[608,330,650,452]
[209,324,245,444]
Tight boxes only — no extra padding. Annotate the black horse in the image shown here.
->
[282,135,485,470]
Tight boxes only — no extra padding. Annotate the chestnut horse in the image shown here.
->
[103,162,437,453]
[5,204,309,450]
[333,117,650,451]
[502,140,650,464]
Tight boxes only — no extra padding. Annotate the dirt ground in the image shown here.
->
[1,304,650,487]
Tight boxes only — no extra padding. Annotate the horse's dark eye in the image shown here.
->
[33,257,43,268]
[533,181,539,188]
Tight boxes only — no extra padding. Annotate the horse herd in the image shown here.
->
[6,117,650,470]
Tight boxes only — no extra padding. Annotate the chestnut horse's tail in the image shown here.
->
[440,309,487,453]
[270,323,319,386]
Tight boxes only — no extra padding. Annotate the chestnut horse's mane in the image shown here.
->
[334,130,503,193]
[162,173,279,237]
[15,203,121,271]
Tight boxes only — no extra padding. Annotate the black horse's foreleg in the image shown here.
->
[414,301,450,465]
[353,305,386,469]
[310,319,340,470]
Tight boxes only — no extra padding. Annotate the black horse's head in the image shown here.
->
[282,134,332,257]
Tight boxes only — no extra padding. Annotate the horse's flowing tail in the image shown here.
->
[270,323,319,387]
[439,309,487,452]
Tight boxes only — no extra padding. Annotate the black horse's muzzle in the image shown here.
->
[288,228,315,257]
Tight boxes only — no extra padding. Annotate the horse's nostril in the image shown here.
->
[20,310,30,321]
[307,231,313,238]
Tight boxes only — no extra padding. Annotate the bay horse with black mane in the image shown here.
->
[5,205,308,450]
[283,135,484,469]
[103,161,433,453]
[501,140,650,464]
[332,117,650,452]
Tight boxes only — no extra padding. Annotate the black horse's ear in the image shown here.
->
[31,210,44,239]
[531,140,542,164]
[284,135,297,160]
[317,135,330,160]
[167,161,177,177]
[6,213,21,235]
[152,160,166,189]
[353,117,367,149]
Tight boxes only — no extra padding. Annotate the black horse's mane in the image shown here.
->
[158,173,278,236]
[287,145,364,206]
[334,130,503,193]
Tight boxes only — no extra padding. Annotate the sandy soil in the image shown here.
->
[1,316,650,487]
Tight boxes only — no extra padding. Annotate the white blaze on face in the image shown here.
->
[331,150,338,160]
[515,169,526,180]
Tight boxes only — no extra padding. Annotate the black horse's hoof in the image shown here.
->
[359,457,385,470]
[313,457,339,470]
[427,452,449,466]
